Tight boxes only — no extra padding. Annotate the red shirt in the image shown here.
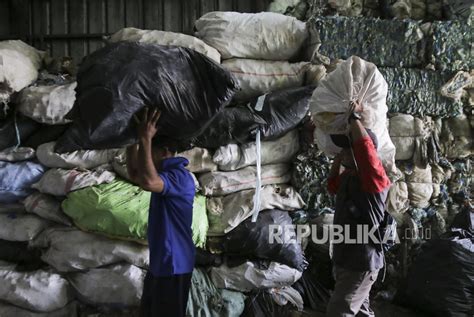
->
[328,136,390,194]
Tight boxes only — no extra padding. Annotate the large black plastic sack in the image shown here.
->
[0,240,45,271]
[292,270,331,312]
[24,124,70,149]
[222,209,307,271]
[242,291,293,317]
[396,229,474,317]
[55,42,237,152]
[194,86,314,148]
[0,115,39,151]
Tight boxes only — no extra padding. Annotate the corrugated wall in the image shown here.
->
[0,0,272,63]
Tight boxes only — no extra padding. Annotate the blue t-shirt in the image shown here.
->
[148,156,196,277]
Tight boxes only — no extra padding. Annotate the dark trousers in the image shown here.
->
[139,271,192,317]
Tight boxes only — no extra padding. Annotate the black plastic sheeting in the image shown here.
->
[222,209,307,272]
[396,215,474,317]
[55,42,237,153]
[0,114,39,151]
[193,86,314,148]
[195,248,223,267]
[292,270,332,312]
[24,124,71,149]
[242,291,293,317]
[380,67,464,117]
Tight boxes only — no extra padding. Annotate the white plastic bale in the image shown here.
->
[210,261,302,292]
[109,27,221,63]
[0,265,72,312]
[68,263,145,307]
[195,11,308,60]
[178,147,218,173]
[0,301,77,317]
[207,184,305,236]
[213,130,300,171]
[305,64,327,86]
[389,114,426,161]
[17,82,77,125]
[36,142,122,169]
[222,59,308,101]
[0,147,35,162]
[0,40,43,104]
[387,181,409,214]
[23,192,71,226]
[405,164,433,208]
[198,163,291,196]
[0,213,51,241]
[32,167,115,196]
[29,227,149,272]
[310,56,396,173]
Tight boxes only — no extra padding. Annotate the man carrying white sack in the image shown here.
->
[126,108,196,317]
[325,101,391,317]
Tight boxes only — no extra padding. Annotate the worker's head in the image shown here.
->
[151,139,178,167]
[331,129,378,170]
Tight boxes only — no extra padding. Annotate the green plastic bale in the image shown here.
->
[380,67,464,117]
[62,180,151,240]
[192,194,208,249]
[308,16,425,68]
[62,180,209,246]
[186,268,246,317]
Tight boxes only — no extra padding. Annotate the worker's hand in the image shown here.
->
[137,108,161,142]
[349,100,363,114]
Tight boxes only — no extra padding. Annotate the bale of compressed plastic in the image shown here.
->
[307,16,425,68]
[380,67,464,117]
[428,19,474,71]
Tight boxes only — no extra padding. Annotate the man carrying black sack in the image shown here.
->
[126,108,196,317]
[325,102,391,317]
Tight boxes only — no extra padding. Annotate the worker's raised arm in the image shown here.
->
[135,108,165,193]
[349,103,390,193]
[126,144,140,184]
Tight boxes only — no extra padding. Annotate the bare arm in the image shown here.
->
[134,108,165,193]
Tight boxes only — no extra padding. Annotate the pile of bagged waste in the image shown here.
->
[0,6,472,316]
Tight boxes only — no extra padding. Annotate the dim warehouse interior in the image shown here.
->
[0,0,472,317]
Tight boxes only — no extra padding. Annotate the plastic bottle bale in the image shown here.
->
[198,164,291,196]
[30,227,149,272]
[438,115,473,159]
[428,19,474,71]
[307,16,425,68]
[387,181,410,214]
[195,11,308,60]
[17,82,77,125]
[222,59,308,101]
[0,161,46,203]
[109,27,221,63]
[0,266,72,313]
[380,67,464,117]
[403,164,434,208]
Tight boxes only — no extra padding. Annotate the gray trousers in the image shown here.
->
[326,266,379,317]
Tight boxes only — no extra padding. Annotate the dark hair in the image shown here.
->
[152,137,190,153]
[330,128,378,149]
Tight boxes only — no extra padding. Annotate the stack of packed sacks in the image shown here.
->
[195,11,325,102]
[195,130,309,314]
